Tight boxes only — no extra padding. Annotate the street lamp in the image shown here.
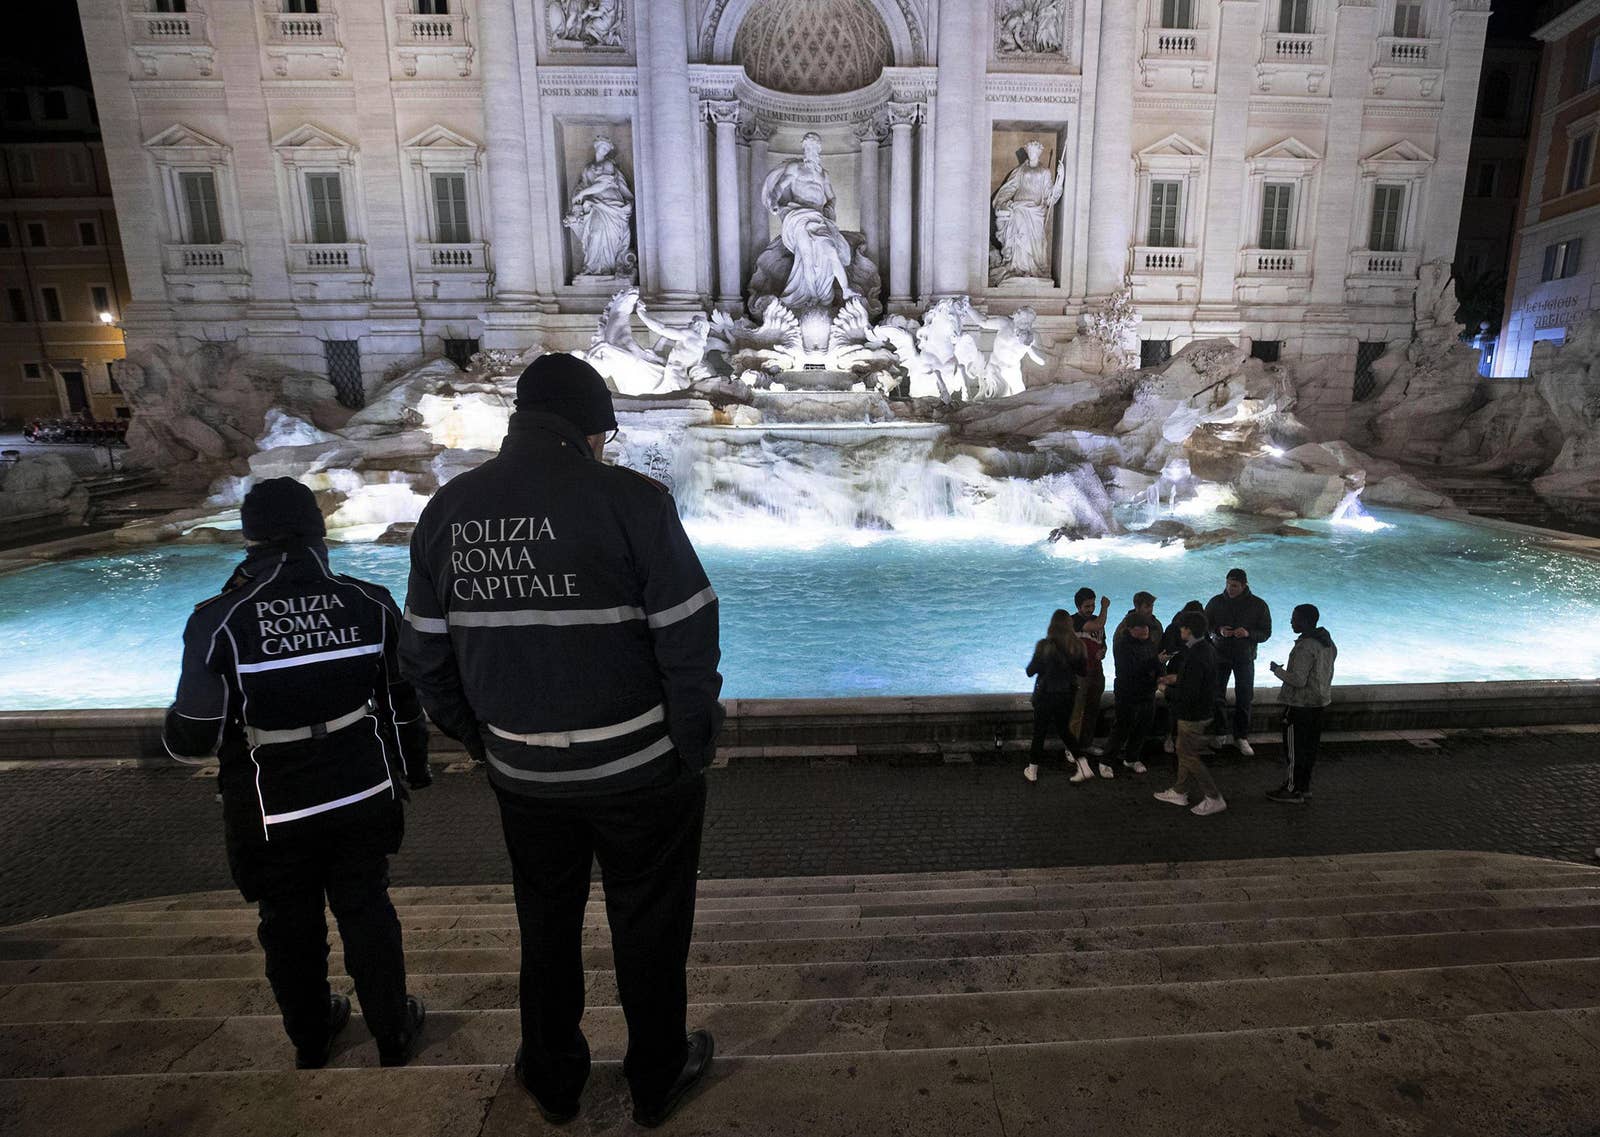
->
[99,311,115,326]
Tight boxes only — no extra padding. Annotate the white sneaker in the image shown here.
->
[1123,760,1148,775]
[1153,789,1189,806]
[1162,738,1175,754]
[1191,796,1228,817]
[1069,757,1095,783]
[1023,763,1039,783]
[1237,738,1255,757]
[1214,734,1234,749]
[1087,745,1105,758]
[1097,763,1115,779]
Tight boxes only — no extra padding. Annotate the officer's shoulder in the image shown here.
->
[602,463,670,495]
[190,568,251,615]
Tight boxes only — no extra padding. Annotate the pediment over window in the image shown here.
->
[273,123,358,160]
[1139,133,1207,159]
[401,125,483,153]
[1251,137,1321,163]
[1362,140,1434,168]
[144,124,229,156]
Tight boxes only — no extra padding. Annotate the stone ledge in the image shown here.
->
[1,680,1596,763]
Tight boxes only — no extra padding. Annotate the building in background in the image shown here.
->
[1453,28,1539,364]
[1498,0,1600,376]
[0,75,130,425]
[76,0,1491,439]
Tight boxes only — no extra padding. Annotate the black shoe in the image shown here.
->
[514,1044,582,1125]
[294,993,351,1070]
[1265,787,1306,804]
[377,995,426,1067]
[632,1030,715,1129]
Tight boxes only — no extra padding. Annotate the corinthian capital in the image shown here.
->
[701,99,741,127]
[886,102,922,129]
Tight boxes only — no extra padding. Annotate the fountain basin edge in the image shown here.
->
[3,679,1596,764]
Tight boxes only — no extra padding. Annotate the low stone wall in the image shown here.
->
[4,679,1596,763]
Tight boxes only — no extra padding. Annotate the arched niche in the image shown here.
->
[699,0,926,70]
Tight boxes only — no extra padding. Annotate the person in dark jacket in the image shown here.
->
[1102,615,1162,774]
[1267,604,1338,804]
[1069,588,1112,780]
[399,354,721,1129]
[1022,609,1088,783]
[164,478,430,1070]
[1203,567,1272,757]
[1156,599,1203,755]
[1155,609,1227,816]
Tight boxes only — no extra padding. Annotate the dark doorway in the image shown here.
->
[61,370,89,413]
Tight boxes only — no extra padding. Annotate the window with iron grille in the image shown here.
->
[1148,181,1182,247]
[1140,340,1173,369]
[1259,183,1294,250]
[443,338,479,370]
[1250,340,1282,364]
[432,174,471,244]
[324,340,365,408]
[1279,0,1311,34]
[1161,0,1194,28]
[305,173,348,245]
[1353,342,1386,403]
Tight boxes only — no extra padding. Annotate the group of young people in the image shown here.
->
[1023,567,1339,816]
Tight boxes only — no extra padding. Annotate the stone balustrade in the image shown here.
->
[416,243,486,271]
[130,10,206,44]
[263,11,339,44]
[1241,248,1312,277]
[1377,36,1439,67]
[1349,249,1420,278]
[1263,30,1324,62]
[162,243,245,274]
[1144,26,1207,58]
[1133,246,1198,274]
[289,242,368,273]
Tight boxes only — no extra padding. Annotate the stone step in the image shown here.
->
[91,850,1560,912]
[5,892,1597,968]
[3,958,1597,1077]
[2,924,1595,1025]
[2,1009,1597,1136]
[38,867,1598,929]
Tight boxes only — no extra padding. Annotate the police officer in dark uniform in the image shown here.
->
[401,354,722,1128]
[164,478,430,1069]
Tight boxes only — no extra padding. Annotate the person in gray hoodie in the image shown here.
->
[1266,604,1337,804]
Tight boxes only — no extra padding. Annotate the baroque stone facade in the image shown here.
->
[79,0,1490,436]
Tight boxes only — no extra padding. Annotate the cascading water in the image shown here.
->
[1330,487,1391,532]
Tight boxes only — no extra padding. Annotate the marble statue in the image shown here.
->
[996,0,1065,55]
[563,136,635,279]
[990,140,1066,285]
[547,0,623,47]
[876,299,984,404]
[963,302,1048,398]
[583,287,670,395]
[636,304,714,390]
[710,305,804,384]
[748,132,882,345]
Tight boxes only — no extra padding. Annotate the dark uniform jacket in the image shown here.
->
[1111,634,1162,701]
[400,411,724,799]
[164,542,430,851]
[1203,587,1272,661]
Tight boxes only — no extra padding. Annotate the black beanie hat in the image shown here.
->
[1226,567,1248,584]
[241,477,325,543]
[515,353,618,435]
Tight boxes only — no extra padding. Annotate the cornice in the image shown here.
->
[1536,0,1600,43]
[260,79,356,99]
[390,81,484,101]
[130,79,226,102]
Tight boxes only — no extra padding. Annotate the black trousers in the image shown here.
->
[1103,695,1156,764]
[1212,654,1256,739]
[1282,705,1326,792]
[496,770,707,1113]
[237,808,409,1054]
[1030,692,1076,763]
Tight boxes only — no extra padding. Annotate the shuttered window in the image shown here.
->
[305,173,348,244]
[431,173,470,243]
[1369,185,1405,252]
[1148,181,1182,247]
[180,172,223,244]
[1259,183,1294,250]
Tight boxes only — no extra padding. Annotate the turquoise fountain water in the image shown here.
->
[0,508,1596,710]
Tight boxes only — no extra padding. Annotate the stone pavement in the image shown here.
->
[2,726,1596,928]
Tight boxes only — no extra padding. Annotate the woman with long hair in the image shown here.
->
[1023,609,1088,783]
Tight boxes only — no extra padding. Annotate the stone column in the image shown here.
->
[478,0,537,305]
[856,117,883,271]
[1195,0,1259,320]
[887,102,919,305]
[1308,2,1381,309]
[930,4,986,296]
[704,101,743,309]
[1086,0,1136,298]
[635,0,701,304]
[744,119,773,270]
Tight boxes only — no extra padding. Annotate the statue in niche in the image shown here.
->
[563,135,636,280]
[995,0,1065,55]
[962,301,1048,398]
[989,140,1066,286]
[748,131,882,347]
[547,0,623,48]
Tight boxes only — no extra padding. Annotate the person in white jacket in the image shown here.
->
[1267,604,1337,804]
